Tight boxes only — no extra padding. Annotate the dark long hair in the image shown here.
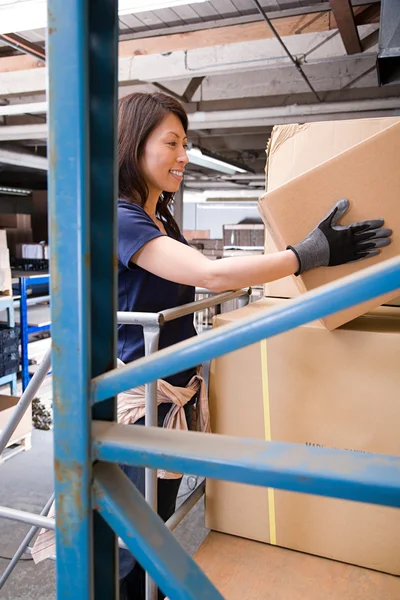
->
[118,92,188,239]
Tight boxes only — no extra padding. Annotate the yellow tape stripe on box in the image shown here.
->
[260,339,277,546]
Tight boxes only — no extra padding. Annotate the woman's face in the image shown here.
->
[140,112,189,197]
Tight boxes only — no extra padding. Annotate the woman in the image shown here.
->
[117,92,391,599]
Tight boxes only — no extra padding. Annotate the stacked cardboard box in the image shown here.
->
[223,224,264,249]
[206,299,400,575]
[0,394,32,452]
[0,231,12,295]
[183,230,210,241]
[5,228,34,257]
[261,117,400,323]
[206,117,400,574]
[0,214,32,230]
[189,239,223,260]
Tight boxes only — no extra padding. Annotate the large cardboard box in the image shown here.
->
[0,395,32,451]
[259,121,400,329]
[263,117,400,305]
[206,299,400,575]
[6,228,33,256]
[0,214,31,230]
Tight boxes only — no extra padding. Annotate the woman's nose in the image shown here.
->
[178,150,189,165]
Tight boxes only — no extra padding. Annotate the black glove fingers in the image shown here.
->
[355,249,380,259]
[351,218,385,233]
[370,237,391,249]
[354,227,392,242]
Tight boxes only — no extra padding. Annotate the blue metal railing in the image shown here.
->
[92,257,400,403]
[48,1,400,599]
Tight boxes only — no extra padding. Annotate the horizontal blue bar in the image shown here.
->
[93,462,223,600]
[27,325,51,335]
[93,422,400,508]
[92,257,400,403]
[22,276,50,287]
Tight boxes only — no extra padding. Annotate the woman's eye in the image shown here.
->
[167,141,177,147]
[183,144,188,150]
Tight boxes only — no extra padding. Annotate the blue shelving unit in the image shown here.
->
[15,275,51,391]
[48,2,400,599]
[0,295,17,396]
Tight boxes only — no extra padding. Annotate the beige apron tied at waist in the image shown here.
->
[31,363,210,564]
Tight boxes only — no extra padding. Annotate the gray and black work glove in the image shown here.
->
[288,199,392,275]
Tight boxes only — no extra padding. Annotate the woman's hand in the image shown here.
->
[288,199,392,275]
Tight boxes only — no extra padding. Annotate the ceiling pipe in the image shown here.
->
[0,97,399,140]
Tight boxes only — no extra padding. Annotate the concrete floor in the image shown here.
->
[0,429,208,600]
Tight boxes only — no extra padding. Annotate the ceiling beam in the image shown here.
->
[0,4,379,74]
[329,0,362,54]
[0,33,45,62]
[0,147,47,170]
[1,97,399,141]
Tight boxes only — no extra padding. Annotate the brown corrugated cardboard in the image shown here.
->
[195,532,400,600]
[0,214,31,230]
[6,228,33,255]
[264,117,400,305]
[206,299,400,575]
[265,117,400,193]
[183,230,210,241]
[0,230,7,249]
[0,395,32,450]
[259,121,400,330]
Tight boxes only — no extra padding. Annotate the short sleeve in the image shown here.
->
[118,202,164,268]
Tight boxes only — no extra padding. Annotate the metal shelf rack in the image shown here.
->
[0,295,17,395]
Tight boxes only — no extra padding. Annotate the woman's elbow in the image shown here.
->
[199,271,228,294]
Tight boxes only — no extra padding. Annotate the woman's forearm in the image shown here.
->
[204,249,299,292]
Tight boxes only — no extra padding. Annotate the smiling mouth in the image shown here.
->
[170,170,184,178]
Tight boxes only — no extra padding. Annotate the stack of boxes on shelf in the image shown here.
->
[0,202,49,263]
[206,117,400,575]
[222,223,264,258]
[185,230,224,260]
[0,230,12,296]
[1,212,34,257]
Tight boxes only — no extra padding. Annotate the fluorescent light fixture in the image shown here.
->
[0,186,32,196]
[187,148,248,176]
[118,0,208,16]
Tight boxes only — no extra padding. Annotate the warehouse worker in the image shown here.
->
[117,92,392,600]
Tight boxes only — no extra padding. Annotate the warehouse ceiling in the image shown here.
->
[0,0,399,191]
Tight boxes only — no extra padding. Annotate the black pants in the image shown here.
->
[119,401,194,599]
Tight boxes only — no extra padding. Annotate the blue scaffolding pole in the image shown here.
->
[48,2,400,599]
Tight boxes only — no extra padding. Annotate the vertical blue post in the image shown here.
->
[48,0,118,598]
[19,277,30,391]
[89,0,119,597]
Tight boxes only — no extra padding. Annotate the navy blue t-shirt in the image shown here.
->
[117,200,197,387]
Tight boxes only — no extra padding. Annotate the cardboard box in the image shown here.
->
[259,121,400,330]
[206,299,400,575]
[265,117,400,193]
[0,268,12,295]
[0,248,10,270]
[0,230,7,249]
[183,230,210,241]
[0,214,32,230]
[0,395,32,450]
[194,532,400,599]
[223,224,264,248]
[15,243,44,260]
[6,228,33,255]
[263,117,400,306]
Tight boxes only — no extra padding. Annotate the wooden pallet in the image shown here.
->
[0,431,32,463]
